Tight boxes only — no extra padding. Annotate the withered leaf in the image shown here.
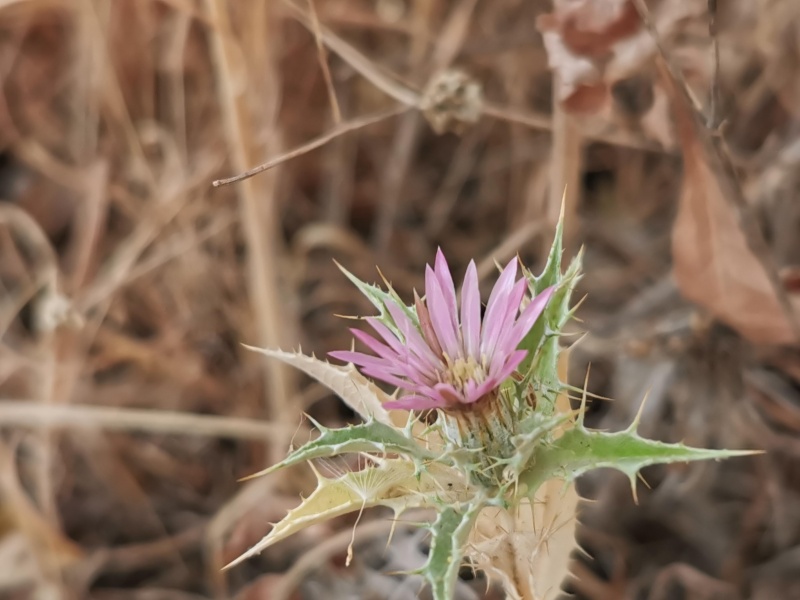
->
[538,0,641,113]
[539,0,640,57]
[665,64,800,346]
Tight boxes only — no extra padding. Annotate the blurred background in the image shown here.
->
[1,0,799,598]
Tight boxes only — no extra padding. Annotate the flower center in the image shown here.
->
[442,353,486,388]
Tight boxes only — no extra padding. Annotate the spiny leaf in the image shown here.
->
[227,460,467,569]
[244,347,392,425]
[531,197,566,295]
[498,411,575,481]
[241,419,435,481]
[519,249,582,412]
[421,502,483,600]
[469,488,578,600]
[519,422,758,496]
[335,261,417,339]
[517,196,582,397]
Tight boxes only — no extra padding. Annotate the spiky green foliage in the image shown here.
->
[334,261,417,338]
[226,459,469,570]
[243,346,393,424]
[240,418,436,481]
[419,503,483,599]
[234,213,755,600]
[519,407,757,496]
[518,209,583,415]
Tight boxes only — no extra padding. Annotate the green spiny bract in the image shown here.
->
[233,214,756,600]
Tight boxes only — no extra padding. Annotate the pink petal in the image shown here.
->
[481,278,526,361]
[375,324,439,380]
[462,378,486,403]
[463,377,497,403]
[415,291,443,358]
[433,382,466,406]
[460,260,481,359]
[491,349,527,383]
[419,384,459,407]
[329,350,393,371]
[361,366,420,392]
[366,318,406,356]
[482,257,518,323]
[385,301,441,372]
[328,350,416,380]
[433,248,458,332]
[383,395,446,411]
[499,286,555,356]
[350,329,398,361]
[468,348,523,398]
[464,350,527,403]
[426,267,460,358]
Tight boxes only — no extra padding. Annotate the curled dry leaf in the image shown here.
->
[538,0,707,117]
[540,30,607,114]
[665,66,800,346]
[538,0,640,58]
[468,481,579,600]
[242,347,395,426]
[538,0,641,114]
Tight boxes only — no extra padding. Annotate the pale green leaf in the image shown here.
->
[227,460,468,569]
[518,250,581,413]
[422,502,483,600]
[241,419,435,480]
[498,412,574,481]
[520,423,758,495]
[335,262,417,339]
[517,199,582,410]
[244,347,392,425]
[530,199,565,296]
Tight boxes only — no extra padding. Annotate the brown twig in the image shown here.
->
[0,401,294,441]
[212,106,408,187]
[308,0,341,124]
[372,0,480,252]
[707,0,720,130]
[548,74,583,253]
[203,0,297,452]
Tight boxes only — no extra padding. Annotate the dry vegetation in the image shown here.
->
[0,0,799,598]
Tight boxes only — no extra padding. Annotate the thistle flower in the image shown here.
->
[330,249,554,411]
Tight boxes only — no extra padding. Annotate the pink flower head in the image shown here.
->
[330,249,554,411]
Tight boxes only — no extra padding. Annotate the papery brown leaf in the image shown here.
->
[469,485,579,600]
[782,267,800,295]
[539,0,708,119]
[563,82,610,114]
[538,0,641,114]
[548,0,640,57]
[666,66,800,346]
[540,28,609,114]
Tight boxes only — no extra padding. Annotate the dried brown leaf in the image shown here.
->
[667,67,800,346]
[539,0,706,117]
[539,0,640,58]
[538,0,640,113]
[540,28,608,115]
[469,484,579,600]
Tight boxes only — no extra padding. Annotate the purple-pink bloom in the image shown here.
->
[330,249,554,411]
